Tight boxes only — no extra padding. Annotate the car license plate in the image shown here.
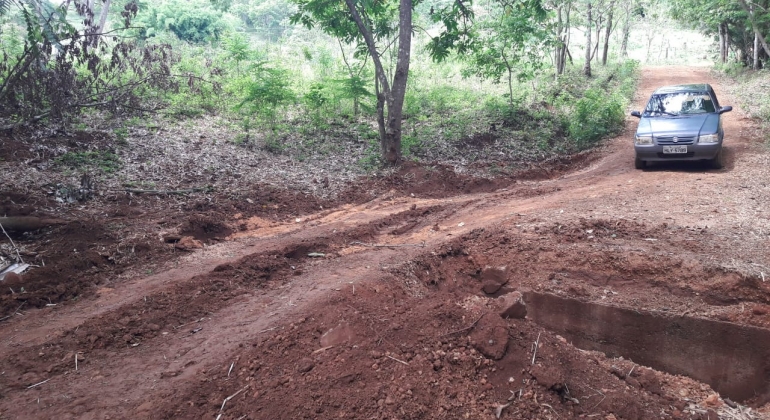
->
[663,145,688,154]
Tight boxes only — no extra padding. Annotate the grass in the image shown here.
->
[56,151,122,173]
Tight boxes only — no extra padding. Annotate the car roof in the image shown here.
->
[652,84,713,94]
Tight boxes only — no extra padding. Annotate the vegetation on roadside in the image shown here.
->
[717,67,770,142]
[0,0,692,171]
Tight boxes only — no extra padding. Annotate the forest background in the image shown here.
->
[0,0,768,184]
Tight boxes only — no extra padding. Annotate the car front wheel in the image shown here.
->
[711,148,724,169]
[634,156,646,170]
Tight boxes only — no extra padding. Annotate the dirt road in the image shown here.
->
[1,66,769,419]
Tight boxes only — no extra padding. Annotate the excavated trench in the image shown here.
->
[523,291,770,405]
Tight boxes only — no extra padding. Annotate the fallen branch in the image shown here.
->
[349,241,425,248]
[121,187,211,196]
[531,332,541,365]
[0,222,23,263]
[219,385,249,413]
[441,314,484,337]
[312,345,334,354]
[26,378,51,389]
[0,301,26,322]
[386,355,409,365]
[0,217,66,233]
[495,402,512,419]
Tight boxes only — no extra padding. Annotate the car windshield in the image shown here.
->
[644,92,716,116]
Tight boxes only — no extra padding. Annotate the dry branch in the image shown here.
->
[121,187,211,196]
[441,314,484,337]
[0,217,66,233]
[349,241,425,248]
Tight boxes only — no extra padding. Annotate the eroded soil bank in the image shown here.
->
[1,66,769,419]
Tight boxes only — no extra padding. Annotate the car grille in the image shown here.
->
[657,152,695,158]
[656,136,696,145]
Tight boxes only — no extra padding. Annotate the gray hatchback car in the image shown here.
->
[630,84,732,169]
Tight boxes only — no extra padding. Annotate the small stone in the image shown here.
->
[297,358,315,373]
[752,306,767,315]
[320,322,354,347]
[175,236,203,250]
[701,393,722,408]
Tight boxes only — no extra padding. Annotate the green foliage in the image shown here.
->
[461,0,552,106]
[223,32,251,65]
[560,61,639,147]
[235,62,296,125]
[567,88,625,147]
[230,0,295,40]
[134,0,228,43]
[114,127,129,145]
[426,0,476,61]
[56,151,122,173]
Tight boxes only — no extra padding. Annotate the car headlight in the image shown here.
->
[635,135,653,145]
[699,133,719,143]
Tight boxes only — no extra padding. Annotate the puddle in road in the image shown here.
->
[524,292,770,404]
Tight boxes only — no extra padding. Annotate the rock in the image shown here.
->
[482,281,503,294]
[481,266,508,285]
[497,291,527,319]
[701,393,722,408]
[297,358,315,373]
[175,236,203,250]
[320,322,354,347]
[636,368,663,396]
[752,306,767,315]
[531,364,564,389]
[3,272,22,284]
[624,376,641,389]
[469,313,509,360]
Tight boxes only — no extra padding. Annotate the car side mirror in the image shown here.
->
[719,106,733,114]
[630,111,642,118]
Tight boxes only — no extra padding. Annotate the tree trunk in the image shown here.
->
[584,2,592,77]
[737,0,770,59]
[343,0,412,164]
[619,3,630,57]
[97,0,111,34]
[602,3,614,65]
[381,0,412,164]
[555,1,572,75]
[555,4,564,76]
[755,30,761,70]
[718,23,727,63]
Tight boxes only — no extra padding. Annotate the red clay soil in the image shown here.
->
[1,66,769,420]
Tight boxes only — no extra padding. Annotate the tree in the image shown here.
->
[552,0,573,76]
[0,0,180,129]
[463,0,551,106]
[290,0,472,164]
[600,0,614,65]
[584,1,591,76]
[133,0,228,43]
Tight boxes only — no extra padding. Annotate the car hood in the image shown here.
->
[636,114,719,137]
